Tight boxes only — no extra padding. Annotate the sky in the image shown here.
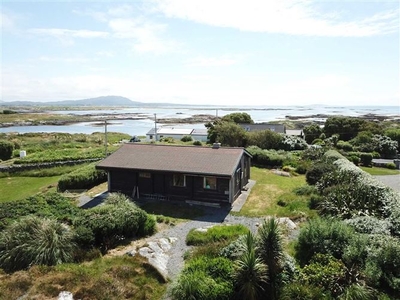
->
[1,0,399,106]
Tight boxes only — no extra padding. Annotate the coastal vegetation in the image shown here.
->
[0,112,399,299]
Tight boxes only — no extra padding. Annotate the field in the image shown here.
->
[360,166,400,175]
[236,167,316,218]
[0,176,59,202]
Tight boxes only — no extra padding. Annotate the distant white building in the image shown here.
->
[146,127,209,142]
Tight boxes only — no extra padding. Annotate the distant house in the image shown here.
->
[285,129,304,138]
[240,124,304,138]
[146,127,208,142]
[96,144,252,205]
[240,124,286,134]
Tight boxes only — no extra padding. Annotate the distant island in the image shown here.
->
[0,95,207,108]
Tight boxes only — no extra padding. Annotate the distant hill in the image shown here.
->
[0,96,140,107]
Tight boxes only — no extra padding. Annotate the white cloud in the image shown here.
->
[74,5,179,54]
[184,56,240,67]
[108,18,178,54]
[153,0,399,37]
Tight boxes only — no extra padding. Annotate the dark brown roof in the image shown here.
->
[96,144,249,176]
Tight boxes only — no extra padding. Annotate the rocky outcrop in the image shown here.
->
[129,237,178,281]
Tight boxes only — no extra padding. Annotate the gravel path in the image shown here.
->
[374,174,400,192]
[148,207,264,280]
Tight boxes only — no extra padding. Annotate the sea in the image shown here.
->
[1,105,399,136]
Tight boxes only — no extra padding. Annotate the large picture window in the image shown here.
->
[204,176,217,190]
[173,174,186,187]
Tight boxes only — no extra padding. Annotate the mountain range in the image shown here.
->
[0,96,184,107]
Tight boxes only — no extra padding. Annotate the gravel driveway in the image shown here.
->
[374,174,400,192]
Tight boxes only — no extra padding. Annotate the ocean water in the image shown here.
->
[1,105,399,136]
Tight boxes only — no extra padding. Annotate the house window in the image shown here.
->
[236,168,241,185]
[149,135,153,139]
[139,172,151,178]
[173,174,186,187]
[204,176,217,190]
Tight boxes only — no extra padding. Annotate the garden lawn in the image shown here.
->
[236,167,315,218]
[360,166,400,175]
[0,176,59,202]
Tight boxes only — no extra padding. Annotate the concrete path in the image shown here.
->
[78,191,108,208]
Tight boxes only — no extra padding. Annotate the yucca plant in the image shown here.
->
[257,217,284,300]
[0,215,76,272]
[234,231,268,300]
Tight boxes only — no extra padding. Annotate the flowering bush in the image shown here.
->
[279,135,308,151]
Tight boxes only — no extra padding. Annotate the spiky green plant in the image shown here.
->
[338,283,376,300]
[257,217,284,300]
[0,215,76,272]
[234,231,268,300]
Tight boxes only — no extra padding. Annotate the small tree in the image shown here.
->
[303,124,323,144]
[0,140,14,161]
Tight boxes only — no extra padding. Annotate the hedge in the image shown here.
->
[58,162,107,192]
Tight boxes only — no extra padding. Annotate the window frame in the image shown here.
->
[203,176,217,190]
[172,174,186,187]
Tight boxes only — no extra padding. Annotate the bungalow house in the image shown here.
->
[146,127,208,142]
[96,143,251,205]
[240,124,304,138]
[240,124,286,134]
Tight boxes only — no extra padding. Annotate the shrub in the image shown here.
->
[364,235,400,292]
[246,129,283,150]
[0,216,76,272]
[160,137,175,143]
[279,135,308,151]
[348,155,361,165]
[2,109,17,114]
[74,201,155,252]
[181,135,193,142]
[0,140,14,161]
[344,216,391,235]
[0,193,80,230]
[317,158,400,220]
[385,162,396,170]
[171,256,234,300]
[295,218,355,266]
[293,185,317,196]
[295,161,309,174]
[360,153,373,167]
[301,254,347,297]
[246,146,288,168]
[58,162,107,192]
[193,140,202,146]
[305,162,336,185]
[281,282,328,300]
[301,147,326,161]
[309,194,323,209]
[336,140,353,152]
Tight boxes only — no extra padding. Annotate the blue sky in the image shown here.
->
[1,0,399,106]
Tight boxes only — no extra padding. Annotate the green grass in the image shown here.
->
[0,176,60,202]
[236,167,317,218]
[186,224,249,246]
[360,166,400,176]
